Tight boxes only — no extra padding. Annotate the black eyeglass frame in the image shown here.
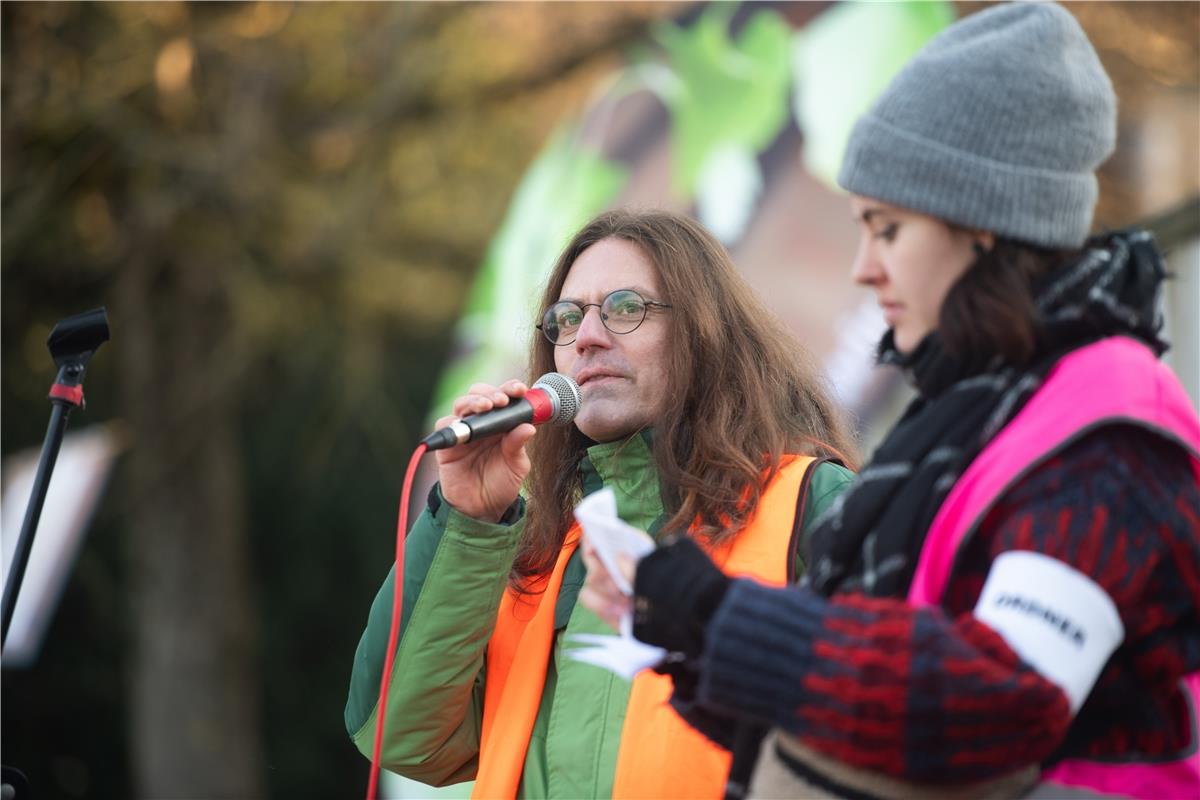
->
[535,288,672,346]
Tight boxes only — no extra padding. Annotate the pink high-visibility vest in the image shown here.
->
[908,336,1200,799]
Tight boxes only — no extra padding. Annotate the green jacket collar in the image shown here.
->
[578,429,664,534]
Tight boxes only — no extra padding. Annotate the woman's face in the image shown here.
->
[848,195,990,353]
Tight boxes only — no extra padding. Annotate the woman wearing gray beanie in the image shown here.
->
[582,3,1200,798]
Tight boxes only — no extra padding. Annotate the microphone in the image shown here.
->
[421,372,581,451]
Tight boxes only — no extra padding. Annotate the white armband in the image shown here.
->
[973,551,1124,713]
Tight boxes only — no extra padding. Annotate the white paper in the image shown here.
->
[566,488,665,678]
[565,632,666,681]
[572,488,655,594]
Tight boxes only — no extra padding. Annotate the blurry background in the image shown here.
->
[2,2,1196,798]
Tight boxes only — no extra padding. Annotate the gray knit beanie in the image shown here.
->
[837,2,1116,248]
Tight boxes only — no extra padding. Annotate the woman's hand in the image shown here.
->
[630,536,731,657]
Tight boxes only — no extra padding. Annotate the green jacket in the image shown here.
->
[345,433,854,798]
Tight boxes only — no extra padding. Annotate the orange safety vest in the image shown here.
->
[472,455,818,800]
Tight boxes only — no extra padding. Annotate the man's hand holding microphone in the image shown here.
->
[422,373,580,522]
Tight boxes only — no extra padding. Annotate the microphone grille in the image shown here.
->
[532,372,581,425]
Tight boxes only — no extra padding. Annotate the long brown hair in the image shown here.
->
[939,237,1078,371]
[515,209,857,587]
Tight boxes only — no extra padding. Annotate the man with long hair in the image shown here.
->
[345,209,857,798]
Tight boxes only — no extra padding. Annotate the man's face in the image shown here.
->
[552,237,672,443]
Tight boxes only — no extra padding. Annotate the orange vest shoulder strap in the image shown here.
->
[612,455,817,800]
[472,525,580,800]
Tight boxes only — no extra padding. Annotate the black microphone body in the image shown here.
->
[422,399,538,451]
[421,372,580,452]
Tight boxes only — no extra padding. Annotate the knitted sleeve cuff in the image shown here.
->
[696,580,825,725]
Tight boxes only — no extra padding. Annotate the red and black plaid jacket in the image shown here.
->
[696,425,1200,783]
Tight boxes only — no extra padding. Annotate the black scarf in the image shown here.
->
[806,229,1169,599]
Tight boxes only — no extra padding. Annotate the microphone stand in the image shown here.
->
[1,308,109,800]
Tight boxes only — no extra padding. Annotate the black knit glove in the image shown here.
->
[632,535,731,660]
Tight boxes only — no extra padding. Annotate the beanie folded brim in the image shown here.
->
[838,116,1098,249]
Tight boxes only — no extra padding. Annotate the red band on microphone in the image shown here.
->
[49,383,85,407]
[526,388,555,425]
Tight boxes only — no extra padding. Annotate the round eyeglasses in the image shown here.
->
[536,289,672,346]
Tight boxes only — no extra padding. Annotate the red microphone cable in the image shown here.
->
[366,442,427,800]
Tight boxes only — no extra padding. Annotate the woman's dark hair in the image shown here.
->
[516,209,859,589]
[939,237,1078,371]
